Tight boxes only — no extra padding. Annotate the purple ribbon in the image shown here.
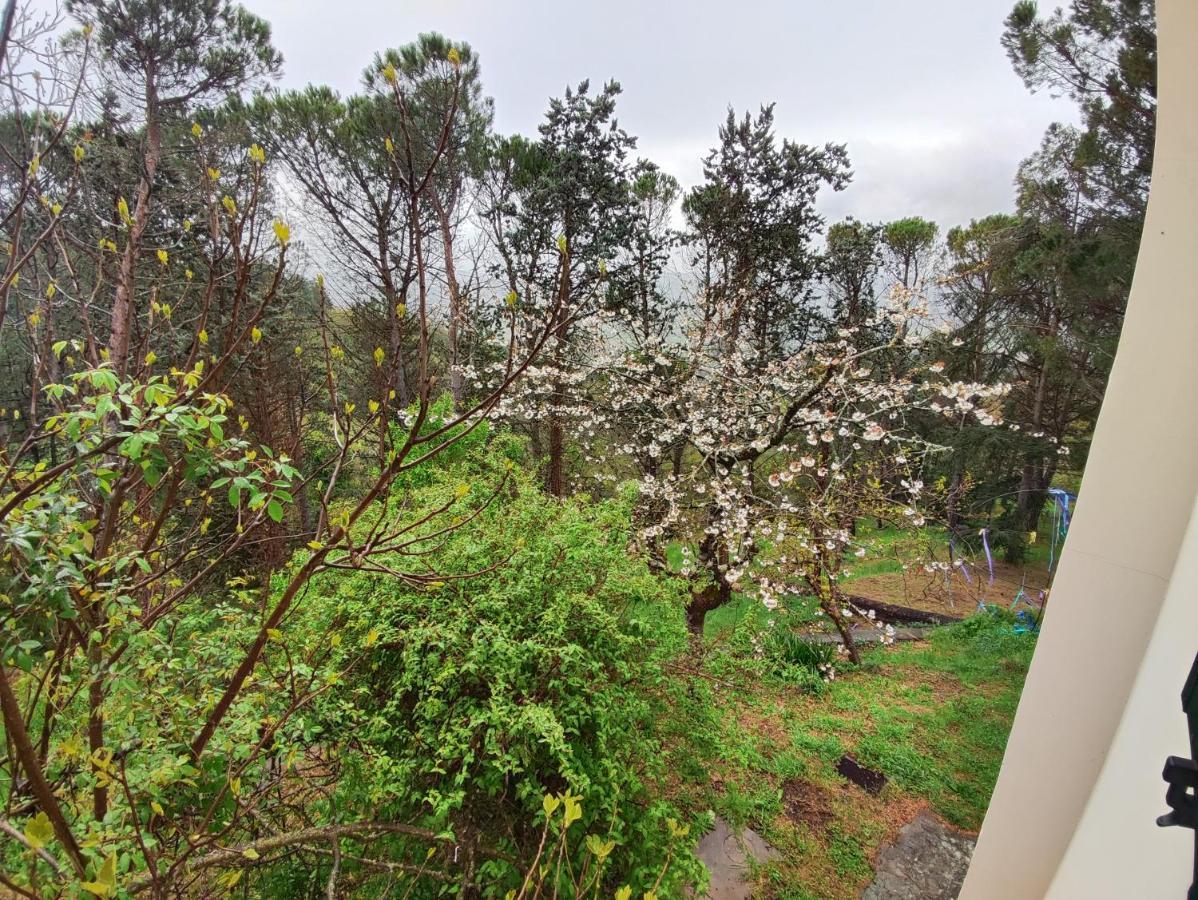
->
[980,528,995,585]
[1046,488,1075,572]
[951,535,972,584]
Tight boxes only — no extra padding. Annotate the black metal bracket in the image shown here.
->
[1157,651,1198,899]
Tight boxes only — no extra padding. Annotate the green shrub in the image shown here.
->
[269,436,701,895]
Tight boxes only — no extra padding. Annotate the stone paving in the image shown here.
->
[696,809,975,898]
[805,626,934,644]
[694,816,779,899]
[861,811,976,900]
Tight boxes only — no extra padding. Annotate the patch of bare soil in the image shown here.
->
[782,777,835,833]
[850,560,1051,619]
[736,704,791,748]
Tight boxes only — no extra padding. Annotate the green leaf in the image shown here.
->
[267,500,283,523]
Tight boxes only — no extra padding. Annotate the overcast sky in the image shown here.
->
[239,0,1078,233]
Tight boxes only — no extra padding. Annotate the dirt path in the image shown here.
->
[849,560,1051,620]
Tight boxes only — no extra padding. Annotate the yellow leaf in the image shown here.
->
[156,248,169,265]
[368,399,380,414]
[385,136,395,155]
[381,62,398,84]
[117,197,130,224]
[192,122,203,138]
[251,327,262,344]
[74,144,85,163]
[306,541,323,551]
[242,847,260,860]
[185,268,194,280]
[221,195,237,216]
[395,302,407,318]
[542,793,561,818]
[217,869,242,889]
[330,633,342,648]
[294,345,303,356]
[373,346,384,367]
[150,800,164,816]
[615,888,631,900]
[199,329,209,345]
[447,47,461,66]
[207,167,220,181]
[183,217,192,232]
[504,291,517,308]
[563,793,582,828]
[248,143,265,164]
[267,628,283,641]
[144,351,157,366]
[273,219,291,245]
[28,154,40,176]
[365,627,380,646]
[81,852,117,897]
[23,812,53,850]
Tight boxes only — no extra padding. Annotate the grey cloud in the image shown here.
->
[237,0,1078,230]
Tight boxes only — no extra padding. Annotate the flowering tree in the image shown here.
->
[535,284,1007,662]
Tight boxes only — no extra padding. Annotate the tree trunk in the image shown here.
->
[688,523,733,635]
[109,72,162,374]
[686,580,729,636]
[87,639,107,821]
[547,246,570,497]
[823,592,860,665]
[946,459,965,533]
[433,198,464,409]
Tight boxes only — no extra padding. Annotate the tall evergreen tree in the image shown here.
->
[683,105,850,358]
[65,0,281,373]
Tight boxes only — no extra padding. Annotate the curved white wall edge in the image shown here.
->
[1046,496,1198,896]
[959,0,1198,895]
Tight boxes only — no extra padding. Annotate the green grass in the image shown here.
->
[667,608,1036,898]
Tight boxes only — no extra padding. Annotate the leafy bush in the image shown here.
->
[262,432,703,895]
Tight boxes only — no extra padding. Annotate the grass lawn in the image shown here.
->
[666,611,1037,898]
